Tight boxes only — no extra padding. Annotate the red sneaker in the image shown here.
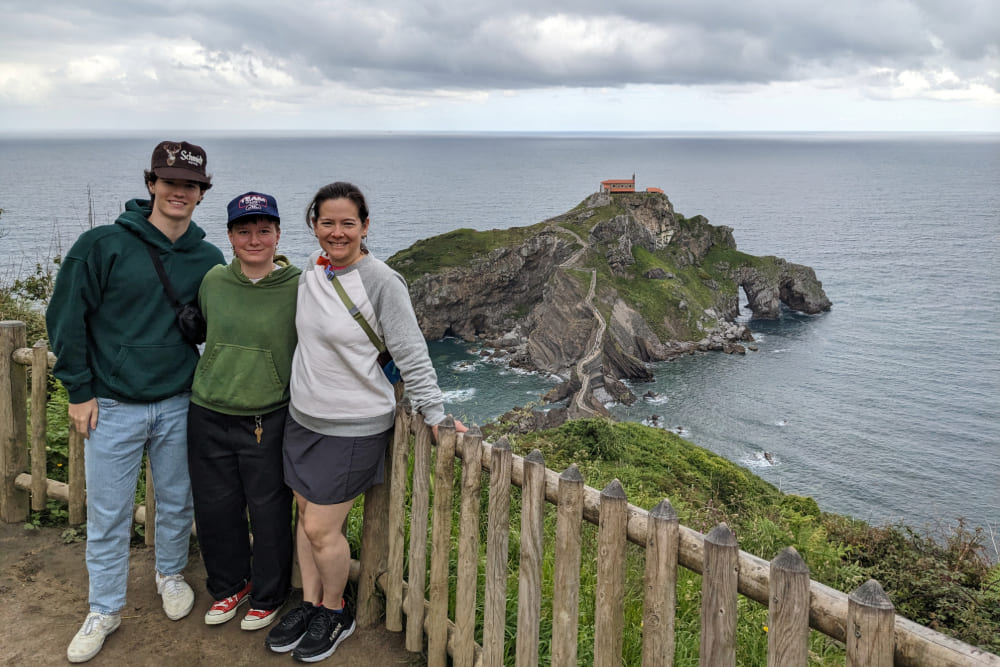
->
[204,582,251,625]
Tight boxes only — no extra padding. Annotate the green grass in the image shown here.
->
[387,225,545,282]
[380,419,998,664]
[586,248,714,341]
[561,200,628,234]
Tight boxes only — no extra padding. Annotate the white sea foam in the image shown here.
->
[450,360,481,373]
[443,388,477,403]
[641,416,671,430]
[642,420,689,436]
[499,365,552,378]
[743,451,779,468]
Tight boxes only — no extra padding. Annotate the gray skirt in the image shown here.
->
[282,415,392,505]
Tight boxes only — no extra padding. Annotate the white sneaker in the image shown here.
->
[240,607,279,631]
[67,611,121,663]
[156,571,195,620]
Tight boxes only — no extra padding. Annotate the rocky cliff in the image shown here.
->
[389,191,831,417]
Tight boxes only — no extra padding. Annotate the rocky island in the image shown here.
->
[387,190,830,424]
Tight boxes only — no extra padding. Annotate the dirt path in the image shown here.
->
[0,521,423,666]
[551,223,606,417]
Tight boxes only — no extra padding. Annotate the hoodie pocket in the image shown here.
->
[108,343,195,399]
[194,343,284,410]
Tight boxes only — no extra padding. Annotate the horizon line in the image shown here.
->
[2,128,998,139]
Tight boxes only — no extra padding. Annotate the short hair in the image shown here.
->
[144,170,213,192]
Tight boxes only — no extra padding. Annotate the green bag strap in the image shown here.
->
[325,268,387,354]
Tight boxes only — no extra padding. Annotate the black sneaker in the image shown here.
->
[265,601,321,653]
[291,606,356,663]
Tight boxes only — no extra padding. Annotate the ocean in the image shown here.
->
[1,132,997,537]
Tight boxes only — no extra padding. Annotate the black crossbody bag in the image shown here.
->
[144,245,207,346]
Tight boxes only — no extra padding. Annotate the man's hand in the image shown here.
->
[68,399,99,438]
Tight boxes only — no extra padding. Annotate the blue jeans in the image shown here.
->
[85,393,194,615]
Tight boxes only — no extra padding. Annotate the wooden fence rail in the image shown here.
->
[2,320,997,666]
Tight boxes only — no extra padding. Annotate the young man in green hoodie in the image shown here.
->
[46,141,225,663]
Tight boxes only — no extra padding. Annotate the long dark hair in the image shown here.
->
[306,182,369,226]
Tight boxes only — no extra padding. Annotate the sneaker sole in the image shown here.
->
[266,632,306,653]
[164,599,195,621]
[241,612,278,631]
[292,620,356,663]
[205,597,250,625]
[66,617,121,663]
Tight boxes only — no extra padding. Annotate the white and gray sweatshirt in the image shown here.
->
[289,250,446,436]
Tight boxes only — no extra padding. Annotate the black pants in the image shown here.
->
[187,403,292,610]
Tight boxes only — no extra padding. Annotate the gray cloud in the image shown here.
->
[1,0,996,111]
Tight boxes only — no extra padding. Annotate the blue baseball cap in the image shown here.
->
[227,191,280,227]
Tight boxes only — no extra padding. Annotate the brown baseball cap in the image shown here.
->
[149,140,211,184]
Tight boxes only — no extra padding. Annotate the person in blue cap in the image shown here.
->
[186,191,301,632]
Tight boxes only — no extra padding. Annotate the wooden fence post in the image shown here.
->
[551,464,584,666]
[768,546,810,667]
[357,417,398,629]
[847,579,895,667]
[385,403,411,632]
[144,456,155,546]
[427,418,457,667]
[1,320,29,523]
[515,449,546,667]
[482,436,512,667]
[643,498,679,667]
[67,428,86,525]
[405,419,433,652]
[594,479,627,667]
[30,340,48,511]
[454,425,483,667]
[700,523,738,667]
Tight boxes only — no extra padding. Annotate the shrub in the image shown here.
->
[0,260,57,345]
[826,516,1000,651]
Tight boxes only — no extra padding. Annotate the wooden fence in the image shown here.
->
[2,320,997,666]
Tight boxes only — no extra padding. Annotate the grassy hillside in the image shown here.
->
[388,224,544,281]
[495,419,1000,660]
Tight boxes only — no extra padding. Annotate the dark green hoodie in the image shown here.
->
[46,199,225,404]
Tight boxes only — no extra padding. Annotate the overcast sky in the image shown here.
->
[1,0,997,132]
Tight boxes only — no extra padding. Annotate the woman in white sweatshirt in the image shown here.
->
[265,181,464,663]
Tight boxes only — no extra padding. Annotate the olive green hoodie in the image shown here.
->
[190,256,301,416]
[46,199,224,404]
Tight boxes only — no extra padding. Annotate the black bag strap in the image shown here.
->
[144,244,183,311]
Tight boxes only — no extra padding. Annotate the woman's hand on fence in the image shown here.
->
[431,416,468,443]
[68,398,99,438]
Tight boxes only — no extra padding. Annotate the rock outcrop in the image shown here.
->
[735,261,832,318]
[391,191,831,423]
